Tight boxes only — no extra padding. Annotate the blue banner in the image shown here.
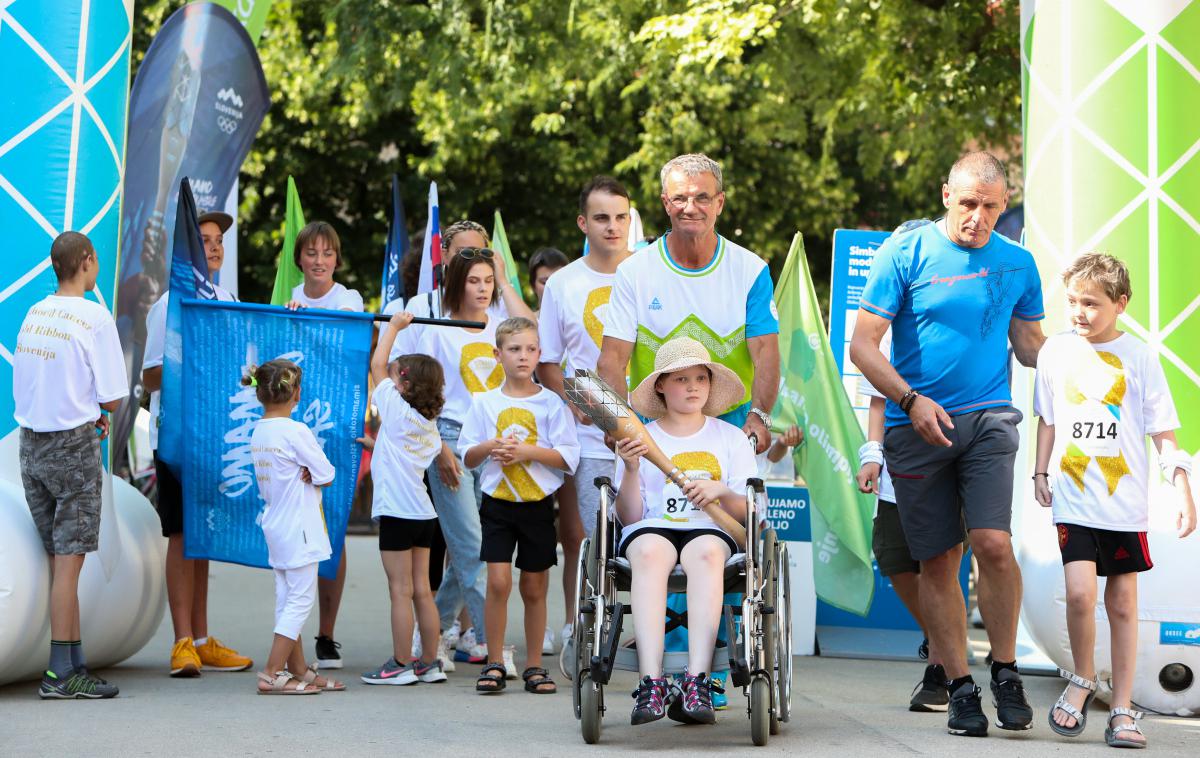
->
[180,300,371,580]
[381,173,408,306]
[110,3,269,470]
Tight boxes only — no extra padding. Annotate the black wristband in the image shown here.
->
[900,389,921,414]
[1032,472,1049,480]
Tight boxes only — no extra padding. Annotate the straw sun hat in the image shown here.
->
[630,337,745,419]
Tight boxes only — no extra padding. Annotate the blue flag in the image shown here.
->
[159,178,217,474]
[381,174,409,307]
[180,300,372,580]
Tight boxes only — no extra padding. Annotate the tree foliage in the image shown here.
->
[132,0,1021,305]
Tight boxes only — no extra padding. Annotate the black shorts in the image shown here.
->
[379,516,437,551]
[1058,523,1153,576]
[479,493,558,572]
[618,526,738,558]
[872,499,919,577]
[154,452,184,538]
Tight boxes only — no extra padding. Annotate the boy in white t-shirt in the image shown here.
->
[1034,254,1195,748]
[15,232,126,700]
[459,318,580,694]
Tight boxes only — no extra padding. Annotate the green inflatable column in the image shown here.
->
[1022,0,1200,450]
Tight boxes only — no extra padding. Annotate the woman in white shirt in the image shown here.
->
[284,220,362,669]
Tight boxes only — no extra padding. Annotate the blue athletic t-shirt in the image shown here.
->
[859,222,1044,427]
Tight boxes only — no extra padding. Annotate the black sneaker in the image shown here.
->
[947,681,988,737]
[668,672,716,725]
[918,637,930,661]
[314,635,343,670]
[910,664,949,712]
[631,676,670,725]
[991,668,1033,730]
[38,669,118,700]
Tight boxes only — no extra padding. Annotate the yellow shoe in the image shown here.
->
[170,637,202,678]
[195,637,253,671]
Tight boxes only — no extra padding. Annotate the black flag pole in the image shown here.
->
[371,314,484,329]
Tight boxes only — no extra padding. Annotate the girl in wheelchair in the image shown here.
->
[613,338,756,726]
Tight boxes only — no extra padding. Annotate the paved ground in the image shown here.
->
[3,535,1198,756]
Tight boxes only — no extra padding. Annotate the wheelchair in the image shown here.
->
[561,476,793,746]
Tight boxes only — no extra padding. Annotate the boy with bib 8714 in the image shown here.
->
[1033,253,1196,749]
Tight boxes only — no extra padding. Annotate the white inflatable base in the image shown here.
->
[0,431,166,686]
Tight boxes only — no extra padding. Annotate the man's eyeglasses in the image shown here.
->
[457,247,496,260]
[667,193,717,209]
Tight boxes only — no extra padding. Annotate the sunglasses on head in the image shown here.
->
[456,247,495,261]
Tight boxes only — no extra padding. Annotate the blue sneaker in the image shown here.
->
[711,674,728,710]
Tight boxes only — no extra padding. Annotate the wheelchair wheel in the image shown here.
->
[759,529,779,734]
[749,675,771,746]
[563,537,593,684]
[580,674,603,744]
[775,542,793,726]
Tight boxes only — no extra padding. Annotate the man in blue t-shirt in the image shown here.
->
[850,152,1046,738]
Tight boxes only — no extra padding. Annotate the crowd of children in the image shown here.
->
[12,178,1196,749]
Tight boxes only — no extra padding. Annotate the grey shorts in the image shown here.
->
[883,406,1022,561]
[572,457,615,538]
[19,423,103,555]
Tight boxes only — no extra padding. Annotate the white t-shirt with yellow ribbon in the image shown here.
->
[616,417,757,545]
[457,386,580,502]
[537,257,618,460]
[415,316,504,425]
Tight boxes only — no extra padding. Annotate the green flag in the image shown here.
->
[270,176,306,306]
[213,0,275,45]
[774,233,875,616]
[491,210,523,295]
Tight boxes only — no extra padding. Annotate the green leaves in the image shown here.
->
[133,0,1020,307]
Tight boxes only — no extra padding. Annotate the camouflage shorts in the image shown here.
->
[19,424,103,555]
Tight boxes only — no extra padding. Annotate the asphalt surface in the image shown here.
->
[3,535,1197,756]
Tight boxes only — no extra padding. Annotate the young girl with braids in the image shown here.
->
[246,360,345,694]
[361,313,451,686]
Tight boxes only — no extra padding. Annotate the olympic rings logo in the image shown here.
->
[217,116,240,135]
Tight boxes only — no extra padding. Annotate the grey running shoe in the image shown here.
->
[991,668,1033,730]
[947,681,988,737]
[39,669,118,700]
[414,658,447,684]
[910,664,949,712]
[668,672,716,725]
[631,676,670,725]
[361,657,417,685]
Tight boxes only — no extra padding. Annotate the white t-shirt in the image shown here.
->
[143,286,237,449]
[415,316,504,425]
[251,417,335,569]
[371,378,442,520]
[384,291,508,362]
[537,258,617,460]
[290,282,364,312]
[458,386,580,502]
[604,234,778,418]
[616,417,757,547]
[1034,332,1179,531]
[13,295,127,432]
[857,376,896,504]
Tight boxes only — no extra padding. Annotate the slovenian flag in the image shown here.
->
[416,181,441,296]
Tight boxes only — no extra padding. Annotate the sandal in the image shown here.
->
[522,666,556,694]
[1048,667,1098,737]
[1105,707,1146,749]
[476,662,507,693]
[302,663,346,691]
[256,671,319,695]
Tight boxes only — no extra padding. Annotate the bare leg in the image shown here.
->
[485,563,513,665]
[1053,561,1098,729]
[519,570,550,669]
[50,554,86,640]
[557,478,584,623]
[317,551,347,638]
[165,534,195,640]
[191,559,210,640]
[380,549,416,663]
[919,548,969,679]
[969,528,1021,664]
[410,548,440,665]
[626,534,677,677]
[678,536,730,675]
[1104,572,1144,745]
